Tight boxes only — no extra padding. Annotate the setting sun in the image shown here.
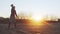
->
[33,17,41,21]
[32,15,42,22]
[29,15,43,26]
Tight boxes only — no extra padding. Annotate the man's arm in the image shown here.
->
[15,13,17,16]
[15,10,17,17]
[15,10,19,18]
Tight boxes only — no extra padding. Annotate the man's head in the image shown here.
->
[11,4,14,7]
[13,6,15,9]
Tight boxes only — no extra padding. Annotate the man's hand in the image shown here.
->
[16,15,19,19]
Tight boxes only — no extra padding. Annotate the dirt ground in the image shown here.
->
[0,22,60,34]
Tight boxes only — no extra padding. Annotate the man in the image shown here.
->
[8,4,18,29]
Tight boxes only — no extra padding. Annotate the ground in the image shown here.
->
[0,22,60,34]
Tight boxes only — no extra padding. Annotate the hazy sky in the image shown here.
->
[0,0,60,18]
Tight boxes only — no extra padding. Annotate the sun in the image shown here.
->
[29,15,45,26]
[34,17,41,21]
[32,15,42,21]
[30,16,43,26]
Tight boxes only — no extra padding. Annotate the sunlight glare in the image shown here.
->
[32,15,42,21]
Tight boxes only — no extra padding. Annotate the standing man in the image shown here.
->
[8,4,18,29]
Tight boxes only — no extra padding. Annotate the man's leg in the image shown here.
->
[8,22,11,29]
[14,22,16,28]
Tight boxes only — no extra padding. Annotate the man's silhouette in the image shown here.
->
[8,4,17,29]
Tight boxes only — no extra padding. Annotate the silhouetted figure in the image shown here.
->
[8,4,18,29]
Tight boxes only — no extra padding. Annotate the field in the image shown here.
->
[0,22,60,34]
